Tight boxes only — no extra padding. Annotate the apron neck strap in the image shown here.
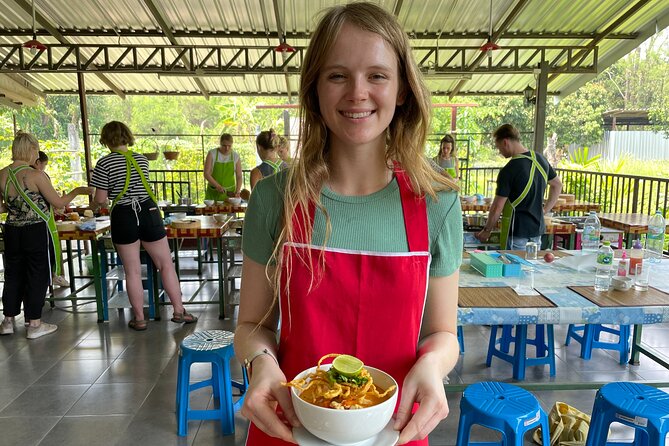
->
[290,161,428,252]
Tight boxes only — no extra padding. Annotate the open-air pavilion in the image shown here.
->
[0,1,669,445]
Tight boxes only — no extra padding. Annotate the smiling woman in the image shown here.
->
[234,3,463,446]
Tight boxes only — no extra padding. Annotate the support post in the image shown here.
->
[533,61,549,153]
[77,73,93,185]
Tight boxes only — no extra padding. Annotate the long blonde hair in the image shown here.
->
[268,2,459,304]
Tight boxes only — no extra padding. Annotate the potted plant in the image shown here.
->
[163,139,180,161]
[136,139,159,160]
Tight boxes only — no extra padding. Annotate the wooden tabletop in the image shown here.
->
[461,200,600,213]
[57,219,111,240]
[598,213,669,234]
[193,203,247,215]
[165,215,233,238]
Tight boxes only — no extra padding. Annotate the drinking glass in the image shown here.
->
[525,241,538,260]
[633,263,650,291]
[594,266,611,292]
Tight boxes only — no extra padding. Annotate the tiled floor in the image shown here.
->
[1,256,668,445]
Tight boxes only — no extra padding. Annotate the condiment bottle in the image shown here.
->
[617,250,628,277]
[629,239,643,275]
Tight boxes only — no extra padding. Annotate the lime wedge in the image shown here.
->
[332,354,364,377]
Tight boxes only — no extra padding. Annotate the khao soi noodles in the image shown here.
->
[283,353,396,410]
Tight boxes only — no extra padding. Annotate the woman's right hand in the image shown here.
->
[241,356,300,443]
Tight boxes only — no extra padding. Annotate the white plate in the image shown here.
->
[293,420,399,446]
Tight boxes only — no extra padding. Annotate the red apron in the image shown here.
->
[246,165,431,446]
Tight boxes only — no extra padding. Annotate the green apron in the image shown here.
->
[205,150,236,201]
[4,165,62,275]
[110,150,160,215]
[445,167,457,178]
[499,150,548,249]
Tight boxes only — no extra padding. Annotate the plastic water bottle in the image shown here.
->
[629,238,643,275]
[646,210,665,263]
[594,240,614,291]
[582,211,601,254]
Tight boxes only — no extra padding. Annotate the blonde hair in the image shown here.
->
[267,2,458,310]
[11,131,39,162]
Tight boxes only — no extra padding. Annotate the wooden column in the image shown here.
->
[77,72,93,184]
[533,61,549,153]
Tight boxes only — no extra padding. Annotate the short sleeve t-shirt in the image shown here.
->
[207,149,240,165]
[90,152,152,206]
[242,170,463,277]
[496,150,557,237]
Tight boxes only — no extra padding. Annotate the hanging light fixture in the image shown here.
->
[480,0,500,59]
[22,0,47,53]
[274,40,295,53]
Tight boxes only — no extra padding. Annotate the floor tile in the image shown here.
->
[38,415,133,446]
[0,384,89,417]
[0,416,60,445]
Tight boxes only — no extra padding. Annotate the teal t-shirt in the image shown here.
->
[242,170,463,277]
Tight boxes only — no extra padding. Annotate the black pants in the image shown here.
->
[2,222,51,320]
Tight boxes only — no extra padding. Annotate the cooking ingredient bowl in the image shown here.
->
[204,199,215,206]
[290,364,397,445]
[227,197,242,206]
[213,213,228,223]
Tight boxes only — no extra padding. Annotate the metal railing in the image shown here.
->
[149,166,668,217]
[148,169,252,203]
[460,167,669,215]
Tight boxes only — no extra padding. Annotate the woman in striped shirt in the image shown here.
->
[91,121,197,330]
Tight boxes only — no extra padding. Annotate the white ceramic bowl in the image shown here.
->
[611,276,633,291]
[171,212,187,221]
[213,213,228,223]
[204,199,215,206]
[290,364,398,445]
[227,197,242,206]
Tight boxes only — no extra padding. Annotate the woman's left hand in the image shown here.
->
[394,356,450,444]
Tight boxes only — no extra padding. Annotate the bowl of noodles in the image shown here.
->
[285,354,398,445]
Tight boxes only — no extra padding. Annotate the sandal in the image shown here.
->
[171,311,198,324]
[128,318,148,331]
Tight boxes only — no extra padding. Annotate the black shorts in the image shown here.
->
[110,200,166,245]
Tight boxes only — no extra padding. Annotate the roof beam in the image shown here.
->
[0,94,22,109]
[141,0,209,100]
[548,0,651,85]
[0,43,596,76]
[557,5,669,99]
[449,0,532,99]
[393,0,404,17]
[3,73,45,99]
[0,28,641,41]
[273,0,293,101]
[12,0,127,100]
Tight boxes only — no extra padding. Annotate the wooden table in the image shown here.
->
[461,200,600,214]
[598,213,669,248]
[193,203,247,215]
[57,219,111,322]
[166,215,234,318]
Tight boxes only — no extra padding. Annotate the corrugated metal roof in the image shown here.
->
[0,0,667,105]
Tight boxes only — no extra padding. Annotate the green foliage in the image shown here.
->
[567,147,601,168]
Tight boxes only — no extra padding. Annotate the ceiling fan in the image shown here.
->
[480,0,500,58]
[22,0,47,52]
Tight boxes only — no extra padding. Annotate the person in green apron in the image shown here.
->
[250,129,289,189]
[476,124,562,249]
[0,131,92,339]
[203,133,243,201]
[432,134,459,179]
[90,121,198,331]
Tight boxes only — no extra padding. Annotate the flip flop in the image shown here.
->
[171,311,198,324]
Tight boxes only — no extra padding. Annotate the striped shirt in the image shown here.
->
[90,152,152,206]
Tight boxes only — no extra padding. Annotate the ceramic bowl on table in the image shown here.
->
[611,276,633,291]
[204,199,215,206]
[227,197,242,206]
[213,213,228,223]
[290,364,398,445]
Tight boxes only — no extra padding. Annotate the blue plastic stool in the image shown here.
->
[565,324,631,365]
[456,381,550,445]
[457,326,465,354]
[487,324,555,380]
[176,330,248,436]
[586,382,669,446]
